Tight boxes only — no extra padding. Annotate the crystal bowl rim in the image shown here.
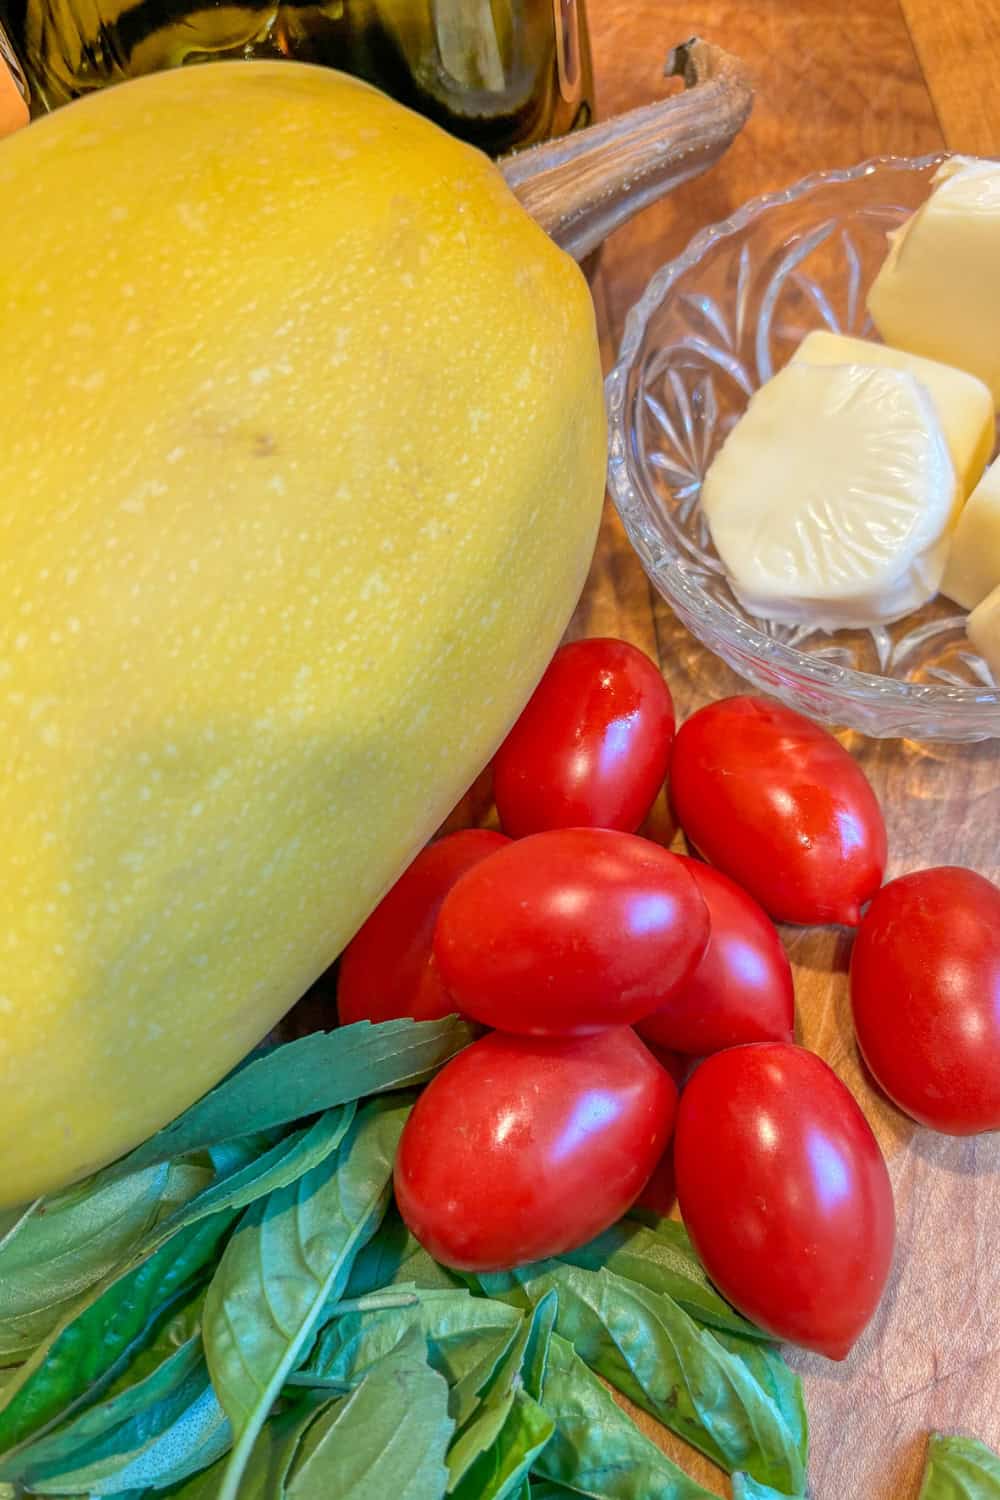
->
[604,150,1000,724]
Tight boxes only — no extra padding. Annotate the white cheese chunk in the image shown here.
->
[942,458,1000,610]
[867,156,1000,401]
[967,580,1000,681]
[792,329,994,499]
[701,362,958,629]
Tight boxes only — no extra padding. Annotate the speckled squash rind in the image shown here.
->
[0,61,606,1205]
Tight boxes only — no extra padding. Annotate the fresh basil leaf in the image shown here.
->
[446,1324,526,1434]
[345,1212,466,1299]
[205,1134,287,1178]
[732,1474,807,1499]
[205,1094,408,1500]
[0,1212,236,1459]
[158,1392,332,1500]
[559,1222,767,1342]
[0,1290,207,1487]
[284,1330,453,1500]
[623,1214,705,1263]
[918,1432,1000,1498]
[476,1264,806,1493]
[521,1291,558,1404]
[0,1166,172,1363]
[161,1163,218,1206]
[140,1108,355,1261]
[446,1299,549,1492]
[310,1289,521,1394]
[236,1392,331,1500]
[534,1332,714,1499]
[110,1019,471,1181]
[283,1372,353,1397]
[25,1374,229,1495]
[711,1332,807,1469]
[451,1391,553,1500]
[159,1456,227,1499]
[307,1283,544,1487]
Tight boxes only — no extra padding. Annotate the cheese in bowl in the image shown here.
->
[700,361,959,630]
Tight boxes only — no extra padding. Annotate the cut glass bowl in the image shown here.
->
[606,154,1000,741]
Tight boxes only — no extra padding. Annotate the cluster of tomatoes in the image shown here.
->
[337,638,1000,1362]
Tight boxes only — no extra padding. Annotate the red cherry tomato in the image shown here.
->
[394,1028,676,1270]
[674,1043,895,1359]
[337,829,508,1025]
[670,696,887,926]
[638,857,795,1054]
[493,638,674,837]
[433,828,710,1035]
[850,867,1000,1135]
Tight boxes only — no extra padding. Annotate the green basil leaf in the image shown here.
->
[446,1300,549,1492]
[205,1095,408,1500]
[711,1333,807,1468]
[0,1212,236,1459]
[205,1134,287,1178]
[140,1108,355,1261]
[159,1392,332,1500]
[309,1289,522,1397]
[235,1392,331,1500]
[521,1291,558,1404]
[307,1284,544,1489]
[732,1474,807,1499]
[109,1019,471,1181]
[451,1391,553,1500]
[159,1456,227,1499]
[25,1374,229,1495]
[0,1166,171,1364]
[559,1222,767,1342]
[345,1212,466,1299]
[475,1263,805,1493]
[445,1323,526,1433]
[918,1432,1000,1498]
[0,1290,207,1487]
[284,1331,453,1500]
[534,1332,714,1499]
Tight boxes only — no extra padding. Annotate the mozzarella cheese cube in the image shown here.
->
[942,458,1000,609]
[701,362,958,629]
[867,156,1000,400]
[967,581,1000,680]
[792,329,994,499]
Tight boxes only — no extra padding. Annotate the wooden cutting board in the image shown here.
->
[578,4,1000,1496]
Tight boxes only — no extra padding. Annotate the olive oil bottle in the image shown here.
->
[0,0,593,154]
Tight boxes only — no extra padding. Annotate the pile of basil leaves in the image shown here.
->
[0,1018,993,1500]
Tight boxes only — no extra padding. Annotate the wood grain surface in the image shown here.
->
[576,4,1000,1497]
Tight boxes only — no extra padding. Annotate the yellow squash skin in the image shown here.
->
[0,62,605,1206]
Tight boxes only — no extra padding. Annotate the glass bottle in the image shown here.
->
[0,0,594,155]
